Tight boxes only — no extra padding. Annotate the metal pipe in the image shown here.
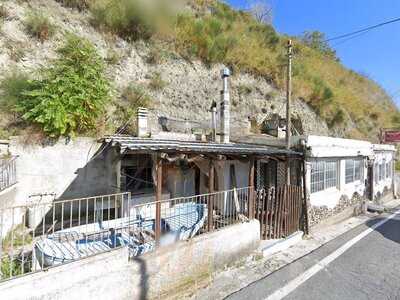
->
[220,68,231,144]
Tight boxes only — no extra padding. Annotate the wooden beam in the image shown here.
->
[302,160,309,235]
[208,160,214,232]
[155,156,163,246]
[248,158,255,219]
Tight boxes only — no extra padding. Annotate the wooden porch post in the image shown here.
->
[302,159,310,235]
[248,157,255,219]
[208,160,214,231]
[155,156,163,246]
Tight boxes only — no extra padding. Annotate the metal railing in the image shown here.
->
[0,187,252,282]
[0,157,17,192]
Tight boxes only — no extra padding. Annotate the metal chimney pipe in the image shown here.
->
[137,107,149,137]
[220,68,231,143]
[211,105,217,142]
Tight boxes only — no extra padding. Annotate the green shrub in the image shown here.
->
[90,0,155,41]
[328,108,346,128]
[24,11,55,42]
[148,72,167,91]
[0,70,31,112]
[17,34,111,137]
[309,78,334,115]
[0,256,23,279]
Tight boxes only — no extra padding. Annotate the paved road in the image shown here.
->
[226,209,400,300]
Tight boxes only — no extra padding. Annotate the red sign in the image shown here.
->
[383,130,400,143]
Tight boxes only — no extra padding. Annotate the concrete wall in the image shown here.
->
[0,220,260,300]
[0,137,120,207]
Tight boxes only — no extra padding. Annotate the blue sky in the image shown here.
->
[227,0,400,106]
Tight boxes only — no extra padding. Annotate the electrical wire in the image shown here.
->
[325,16,400,43]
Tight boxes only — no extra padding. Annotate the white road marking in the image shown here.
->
[265,209,400,300]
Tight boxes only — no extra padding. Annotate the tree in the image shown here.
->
[301,31,338,60]
[247,0,273,25]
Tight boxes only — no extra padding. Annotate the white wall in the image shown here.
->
[0,137,121,207]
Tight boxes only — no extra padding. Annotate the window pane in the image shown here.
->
[325,161,337,189]
[345,159,354,184]
[354,160,362,181]
[311,161,324,193]
[379,163,384,181]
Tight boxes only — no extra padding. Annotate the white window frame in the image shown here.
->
[345,159,363,184]
[310,160,338,194]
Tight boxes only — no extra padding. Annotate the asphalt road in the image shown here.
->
[225,209,400,300]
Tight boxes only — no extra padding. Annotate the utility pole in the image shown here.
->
[286,39,292,150]
[286,39,293,185]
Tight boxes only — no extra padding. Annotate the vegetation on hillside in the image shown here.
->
[0,0,397,140]
[82,0,397,139]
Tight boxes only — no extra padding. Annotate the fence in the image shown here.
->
[0,157,17,192]
[0,187,251,282]
[255,185,303,240]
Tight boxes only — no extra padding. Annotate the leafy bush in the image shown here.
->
[148,72,167,90]
[16,34,111,137]
[24,11,56,42]
[90,0,155,41]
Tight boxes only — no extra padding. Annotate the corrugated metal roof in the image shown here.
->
[103,135,302,157]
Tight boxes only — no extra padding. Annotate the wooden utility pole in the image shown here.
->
[286,39,293,149]
[286,39,293,184]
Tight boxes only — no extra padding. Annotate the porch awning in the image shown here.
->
[102,135,303,158]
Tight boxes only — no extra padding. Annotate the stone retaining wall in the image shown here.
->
[308,193,364,227]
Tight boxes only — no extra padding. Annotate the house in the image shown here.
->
[291,135,396,226]
[371,143,396,202]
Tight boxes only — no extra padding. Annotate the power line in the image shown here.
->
[326,16,400,43]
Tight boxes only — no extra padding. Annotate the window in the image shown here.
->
[354,160,362,181]
[345,159,363,184]
[345,160,354,184]
[311,160,338,193]
[374,162,378,183]
[379,163,385,181]
[386,161,392,179]
[325,161,338,188]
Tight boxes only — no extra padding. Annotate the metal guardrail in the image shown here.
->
[0,187,252,282]
[0,157,17,192]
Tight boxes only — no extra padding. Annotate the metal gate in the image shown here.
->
[255,185,303,240]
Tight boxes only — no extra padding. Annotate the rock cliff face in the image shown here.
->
[0,0,373,139]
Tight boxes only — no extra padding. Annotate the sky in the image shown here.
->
[227,0,400,107]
